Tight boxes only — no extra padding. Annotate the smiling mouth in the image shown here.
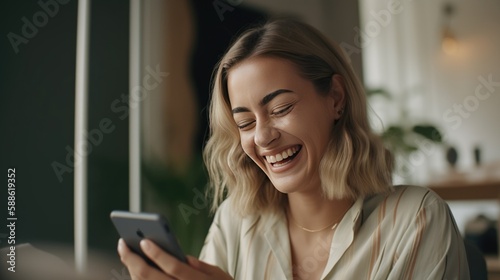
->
[264,145,302,167]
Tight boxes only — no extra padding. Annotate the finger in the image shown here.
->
[187,256,233,280]
[140,239,205,279]
[186,256,216,275]
[118,239,175,280]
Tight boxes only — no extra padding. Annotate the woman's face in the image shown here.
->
[227,56,340,194]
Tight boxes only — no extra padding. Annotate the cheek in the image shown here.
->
[239,133,266,170]
[240,133,255,157]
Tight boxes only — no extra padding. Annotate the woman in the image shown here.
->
[118,18,469,279]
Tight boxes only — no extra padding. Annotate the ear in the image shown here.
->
[328,74,346,120]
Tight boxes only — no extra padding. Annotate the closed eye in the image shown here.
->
[237,120,255,130]
[272,104,293,116]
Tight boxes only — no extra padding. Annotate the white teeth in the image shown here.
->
[269,155,276,163]
[276,154,283,161]
[265,147,299,164]
[281,151,288,159]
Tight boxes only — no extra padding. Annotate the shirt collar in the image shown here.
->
[263,209,293,279]
[321,196,364,278]
[261,196,365,280]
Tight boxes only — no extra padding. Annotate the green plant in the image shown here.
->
[382,124,443,155]
[366,88,444,158]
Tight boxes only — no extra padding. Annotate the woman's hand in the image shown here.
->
[118,239,233,280]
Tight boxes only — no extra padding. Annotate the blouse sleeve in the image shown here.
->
[389,191,470,279]
[198,200,238,274]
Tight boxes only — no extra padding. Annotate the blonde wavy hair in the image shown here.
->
[203,18,393,216]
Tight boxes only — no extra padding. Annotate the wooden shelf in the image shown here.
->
[487,256,500,270]
[429,179,500,201]
[486,257,500,279]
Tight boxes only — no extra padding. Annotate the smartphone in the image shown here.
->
[110,210,188,265]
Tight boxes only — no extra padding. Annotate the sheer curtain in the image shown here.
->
[359,0,443,185]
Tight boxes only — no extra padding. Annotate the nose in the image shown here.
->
[254,120,280,147]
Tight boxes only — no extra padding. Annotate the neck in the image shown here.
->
[286,190,353,232]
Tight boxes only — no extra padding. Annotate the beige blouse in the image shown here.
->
[199,185,470,279]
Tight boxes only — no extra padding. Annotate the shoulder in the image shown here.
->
[359,186,470,278]
[200,198,273,265]
[367,185,443,208]
[357,185,460,249]
[392,185,443,206]
[393,185,444,210]
[213,199,256,223]
[210,199,240,234]
[362,185,448,224]
[210,198,267,237]
[200,200,243,267]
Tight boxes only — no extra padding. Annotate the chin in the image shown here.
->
[273,187,295,194]
[269,179,302,194]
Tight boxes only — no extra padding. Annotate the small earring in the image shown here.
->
[338,106,345,115]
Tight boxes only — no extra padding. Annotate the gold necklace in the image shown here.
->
[288,214,339,233]
[287,201,353,233]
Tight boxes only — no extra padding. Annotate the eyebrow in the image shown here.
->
[231,89,294,114]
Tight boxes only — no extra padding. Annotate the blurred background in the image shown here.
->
[1,0,499,279]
